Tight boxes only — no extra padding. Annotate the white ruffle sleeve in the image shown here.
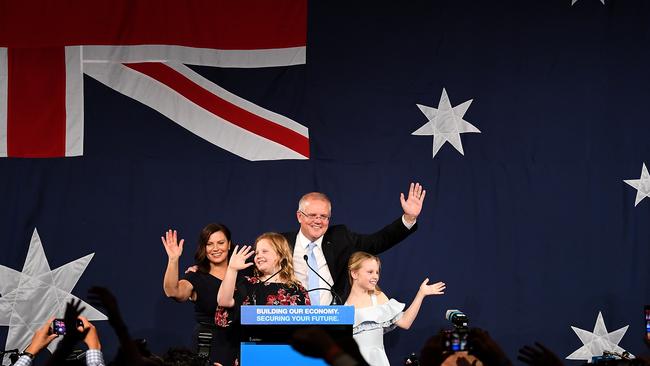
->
[352,298,405,335]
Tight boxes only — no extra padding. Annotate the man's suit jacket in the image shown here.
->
[282,217,418,302]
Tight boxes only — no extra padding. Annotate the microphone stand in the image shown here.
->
[303,255,343,305]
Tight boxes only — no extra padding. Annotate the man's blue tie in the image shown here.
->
[306,242,320,305]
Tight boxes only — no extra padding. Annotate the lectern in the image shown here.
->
[240,305,354,366]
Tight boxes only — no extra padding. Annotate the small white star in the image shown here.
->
[412,88,480,159]
[566,312,631,363]
[571,0,605,5]
[624,163,650,206]
[0,229,106,360]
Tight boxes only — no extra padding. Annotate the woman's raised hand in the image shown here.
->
[419,278,446,296]
[228,245,255,271]
[161,229,184,260]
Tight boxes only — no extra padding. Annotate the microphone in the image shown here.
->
[303,254,342,305]
[252,268,283,305]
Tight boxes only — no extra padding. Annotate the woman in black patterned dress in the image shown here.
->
[162,224,238,366]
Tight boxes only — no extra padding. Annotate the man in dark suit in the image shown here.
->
[283,183,426,305]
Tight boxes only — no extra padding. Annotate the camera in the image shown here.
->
[196,327,213,366]
[443,309,469,352]
[51,318,84,335]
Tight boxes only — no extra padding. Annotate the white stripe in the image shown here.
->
[0,48,7,157]
[84,62,308,161]
[65,46,84,156]
[165,62,308,137]
[83,45,306,68]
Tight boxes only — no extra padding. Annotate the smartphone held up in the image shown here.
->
[50,318,84,335]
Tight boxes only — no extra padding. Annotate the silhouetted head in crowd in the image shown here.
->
[419,328,512,366]
[108,338,163,366]
[195,223,232,273]
[161,347,203,366]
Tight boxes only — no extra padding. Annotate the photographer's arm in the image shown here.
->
[77,316,106,366]
[13,319,59,366]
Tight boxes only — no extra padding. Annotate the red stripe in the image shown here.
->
[125,63,310,158]
[0,0,306,50]
[7,48,66,157]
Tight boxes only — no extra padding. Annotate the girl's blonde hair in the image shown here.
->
[347,251,382,295]
[254,232,302,288]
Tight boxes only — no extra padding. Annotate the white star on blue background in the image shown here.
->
[0,229,106,360]
[624,163,650,207]
[412,88,481,159]
[566,312,631,362]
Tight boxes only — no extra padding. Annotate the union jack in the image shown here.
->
[0,0,309,160]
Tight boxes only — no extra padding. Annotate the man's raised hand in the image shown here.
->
[401,182,426,224]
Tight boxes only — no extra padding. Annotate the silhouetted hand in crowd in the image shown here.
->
[518,342,563,366]
[88,286,123,326]
[454,354,477,366]
[88,286,162,366]
[45,299,88,366]
[65,298,88,340]
[467,328,512,366]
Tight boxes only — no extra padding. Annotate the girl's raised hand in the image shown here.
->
[419,278,446,296]
[228,245,255,271]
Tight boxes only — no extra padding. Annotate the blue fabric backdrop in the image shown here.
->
[1,0,649,364]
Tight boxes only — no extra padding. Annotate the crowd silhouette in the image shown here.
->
[7,286,650,366]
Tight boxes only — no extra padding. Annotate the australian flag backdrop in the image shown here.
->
[1,0,650,364]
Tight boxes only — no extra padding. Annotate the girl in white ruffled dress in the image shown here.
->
[345,252,446,366]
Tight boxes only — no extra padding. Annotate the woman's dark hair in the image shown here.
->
[194,223,231,273]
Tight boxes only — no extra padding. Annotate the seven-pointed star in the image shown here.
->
[624,163,650,207]
[412,88,481,159]
[566,312,631,362]
[0,228,106,358]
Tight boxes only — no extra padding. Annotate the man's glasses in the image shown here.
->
[299,210,330,221]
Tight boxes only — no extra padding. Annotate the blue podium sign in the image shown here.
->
[241,305,354,325]
[241,344,328,366]
[240,305,355,366]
